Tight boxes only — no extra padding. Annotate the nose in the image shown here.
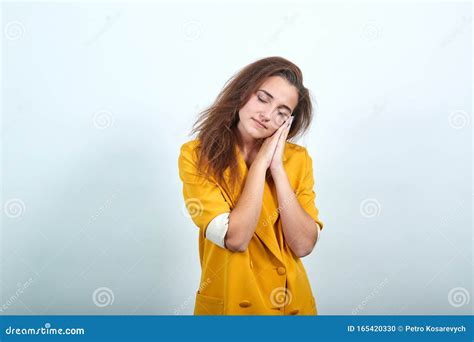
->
[258,111,271,123]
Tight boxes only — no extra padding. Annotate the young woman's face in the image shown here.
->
[237,76,299,140]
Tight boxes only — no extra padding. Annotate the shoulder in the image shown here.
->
[180,139,200,152]
[283,141,308,162]
[179,139,201,159]
[178,139,201,170]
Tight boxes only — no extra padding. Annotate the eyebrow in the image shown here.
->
[257,89,293,114]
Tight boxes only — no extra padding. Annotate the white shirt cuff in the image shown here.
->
[206,214,321,249]
[205,212,230,249]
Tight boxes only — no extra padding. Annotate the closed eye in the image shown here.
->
[258,94,290,117]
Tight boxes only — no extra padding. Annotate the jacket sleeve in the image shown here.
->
[178,143,232,237]
[296,148,324,231]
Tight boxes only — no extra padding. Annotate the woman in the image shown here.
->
[178,56,324,315]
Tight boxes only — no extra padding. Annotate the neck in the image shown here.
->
[236,121,261,156]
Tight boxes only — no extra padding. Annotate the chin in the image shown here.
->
[249,127,267,139]
[247,122,265,136]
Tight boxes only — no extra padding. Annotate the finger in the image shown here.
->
[269,120,287,143]
[287,115,294,128]
[280,116,293,140]
[285,116,293,130]
[266,131,284,156]
[266,117,292,152]
[273,117,292,146]
[276,117,291,136]
[270,119,287,138]
[278,118,291,146]
[274,116,293,150]
[281,116,292,129]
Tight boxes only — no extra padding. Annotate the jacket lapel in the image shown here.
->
[255,183,284,263]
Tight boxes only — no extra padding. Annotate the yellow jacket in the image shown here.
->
[178,139,324,315]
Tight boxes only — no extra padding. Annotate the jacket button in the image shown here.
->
[277,266,286,275]
[289,309,299,315]
[239,300,252,308]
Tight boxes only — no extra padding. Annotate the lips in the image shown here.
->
[252,118,267,129]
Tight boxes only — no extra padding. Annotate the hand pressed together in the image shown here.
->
[254,116,294,172]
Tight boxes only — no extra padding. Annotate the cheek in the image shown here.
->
[266,121,282,131]
[264,127,278,137]
[238,108,249,122]
[239,102,254,118]
[245,97,263,112]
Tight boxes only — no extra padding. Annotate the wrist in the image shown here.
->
[270,163,285,174]
[250,158,268,174]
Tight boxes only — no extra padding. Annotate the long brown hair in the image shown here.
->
[190,56,314,194]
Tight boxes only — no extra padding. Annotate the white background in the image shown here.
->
[1,0,472,315]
